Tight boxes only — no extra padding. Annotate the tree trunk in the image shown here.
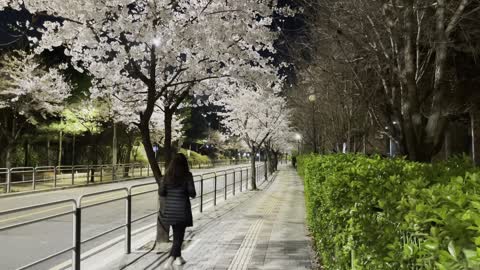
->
[423,0,450,160]
[47,139,51,166]
[71,135,76,166]
[267,148,275,174]
[474,109,480,166]
[401,0,423,161]
[23,140,29,167]
[89,132,96,183]
[132,47,169,247]
[58,130,63,167]
[444,129,451,160]
[164,109,174,168]
[112,122,118,166]
[250,149,257,190]
[5,114,16,168]
[264,151,268,181]
[362,135,366,154]
[5,145,12,169]
[139,115,167,245]
[123,144,133,177]
[273,151,279,172]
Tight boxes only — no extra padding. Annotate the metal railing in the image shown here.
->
[0,163,272,270]
[0,160,248,194]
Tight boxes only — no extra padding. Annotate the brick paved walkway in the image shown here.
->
[91,167,313,270]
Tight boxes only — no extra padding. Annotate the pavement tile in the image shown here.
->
[183,167,313,270]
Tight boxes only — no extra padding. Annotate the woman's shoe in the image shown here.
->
[163,256,174,269]
[174,257,186,265]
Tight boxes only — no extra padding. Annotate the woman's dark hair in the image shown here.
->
[164,153,190,184]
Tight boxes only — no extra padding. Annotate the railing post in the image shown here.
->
[73,207,81,270]
[54,166,57,188]
[100,166,103,182]
[125,193,132,254]
[147,164,150,176]
[32,167,36,190]
[233,171,236,196]
[214,173,217,206]
[140,165,143,177]
[240,169,242,193]
[200,176,204,213]
[6,168,11,193]
[112,165,116,181]
[224,172,227,200]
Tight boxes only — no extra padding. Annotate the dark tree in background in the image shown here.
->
[287,0,480,162]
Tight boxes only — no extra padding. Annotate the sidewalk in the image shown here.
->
[87,167,313,270]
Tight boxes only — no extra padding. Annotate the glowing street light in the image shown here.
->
[152,37,161,47]
[295,133,302,154]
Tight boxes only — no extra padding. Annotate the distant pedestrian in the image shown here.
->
[159,153,197,269]
[292,155,297,168]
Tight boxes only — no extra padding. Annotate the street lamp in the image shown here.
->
[308,94,318,154]
[385,125,396,157]
[152,37,161,47]
[295,133,302,154]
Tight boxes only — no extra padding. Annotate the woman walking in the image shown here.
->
[160,153,196,269]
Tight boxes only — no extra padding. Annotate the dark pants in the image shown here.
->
[170,224,186,257]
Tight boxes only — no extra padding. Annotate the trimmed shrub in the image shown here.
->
[299,154,480,270]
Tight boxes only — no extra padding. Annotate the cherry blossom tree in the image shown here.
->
[0,0,279,172]
[220,86,289,190]
[267,128,296,172]
[0,51,71,167]
[111,98,183,145]
[0,0,287,244]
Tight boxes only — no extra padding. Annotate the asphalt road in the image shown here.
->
[0,164,266,270]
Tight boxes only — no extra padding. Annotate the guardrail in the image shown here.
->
[0,160,249,194]
[0,163,271,270]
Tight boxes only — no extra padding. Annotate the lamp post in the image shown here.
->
[308,94,317,153]
[295,133,302,154]
[386,122,399,157]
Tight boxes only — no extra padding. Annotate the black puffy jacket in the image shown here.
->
[159,172,196,227]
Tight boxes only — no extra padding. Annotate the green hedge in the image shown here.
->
[298,154,480,270]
